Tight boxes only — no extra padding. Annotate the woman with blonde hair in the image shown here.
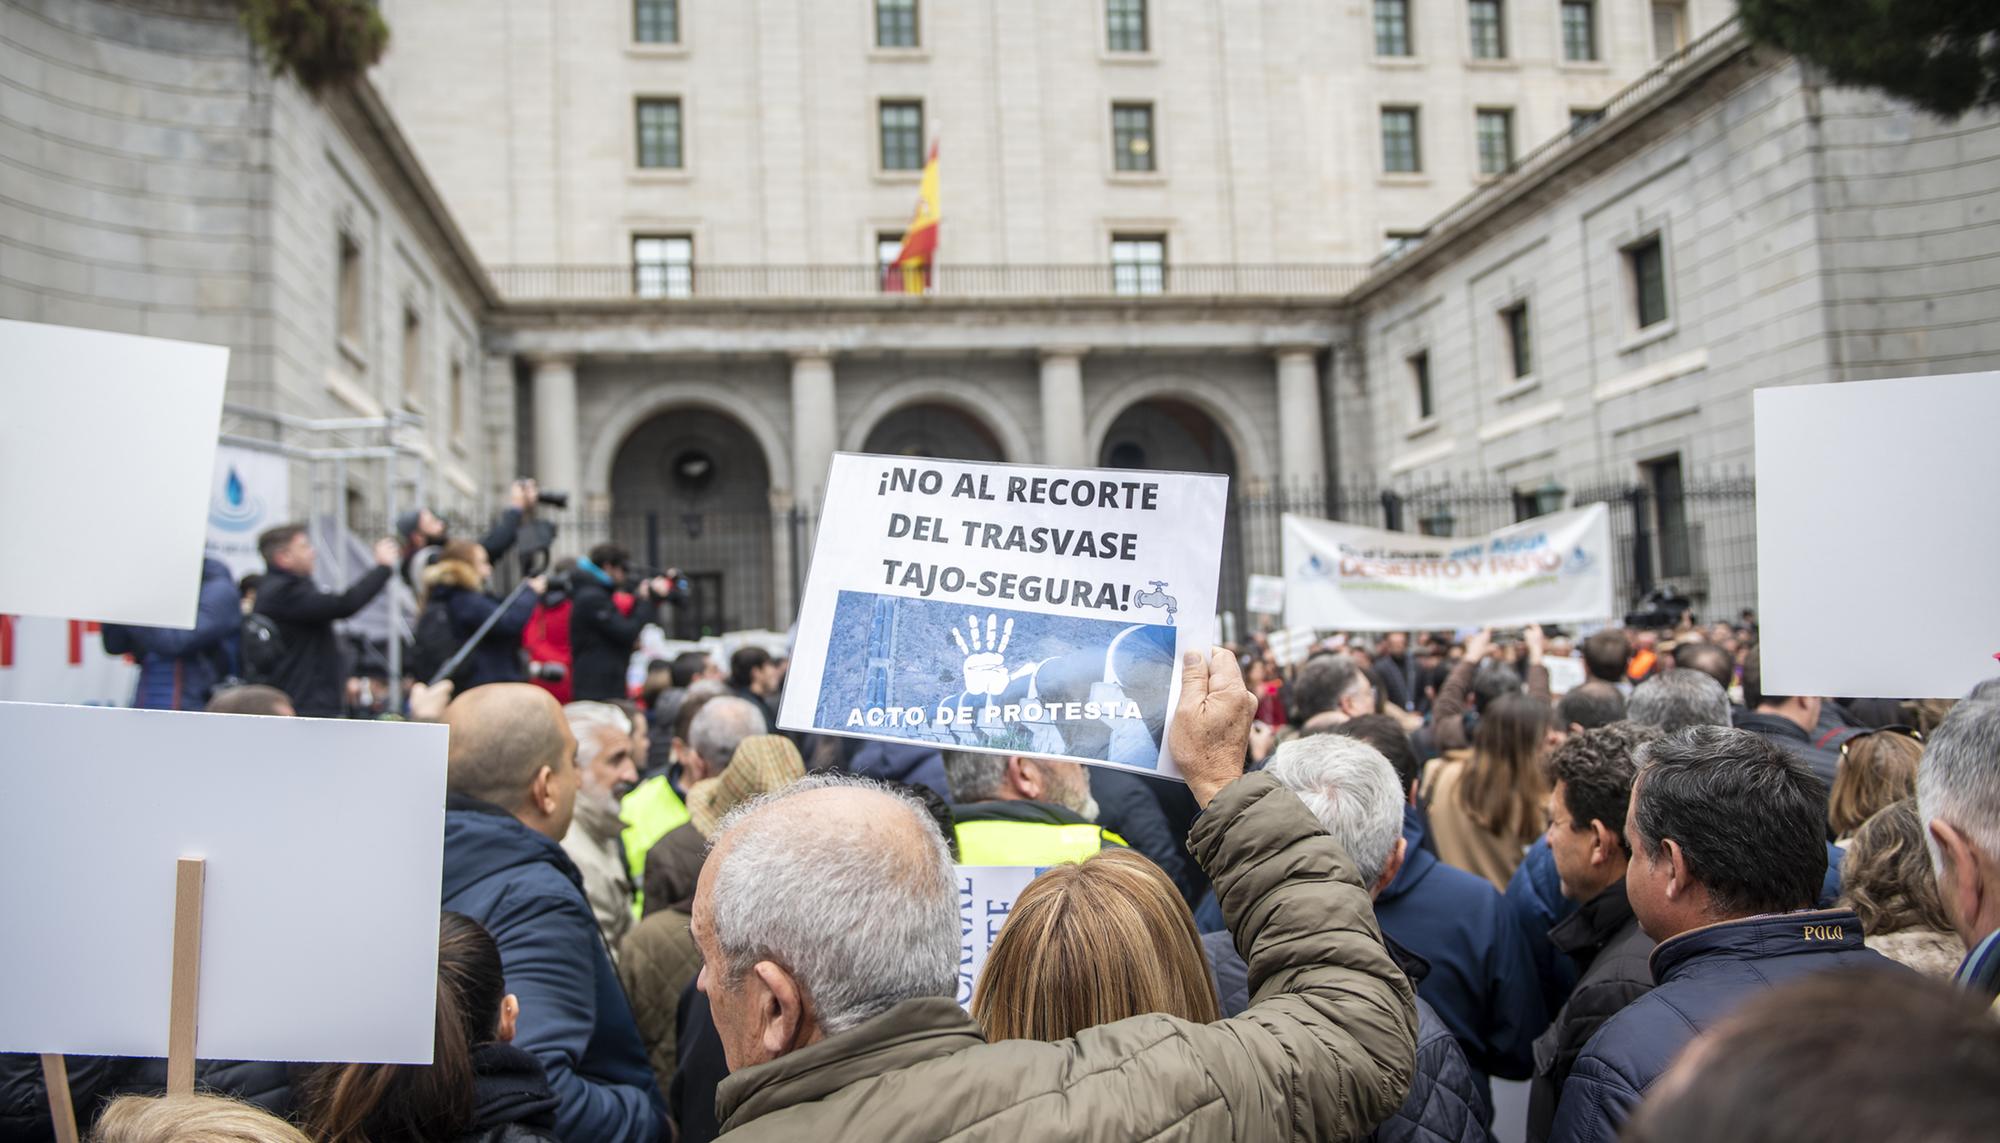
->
[1839,798,1966,979]
[91,1093,310,1143]
[1827,729,1923,842]
[1420,691,1556,890]
[973,848,1219,1041]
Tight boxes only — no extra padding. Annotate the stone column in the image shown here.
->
[1038,348,1089,466]
[789,352,837,501]
[529,354,580,499]
[1274,347,1326,492]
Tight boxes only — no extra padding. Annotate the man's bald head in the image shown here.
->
[446,684,573,811]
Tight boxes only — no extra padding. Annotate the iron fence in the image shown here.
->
[488,262,1370,303]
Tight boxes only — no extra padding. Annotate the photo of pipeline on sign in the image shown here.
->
[779,454,1229,778]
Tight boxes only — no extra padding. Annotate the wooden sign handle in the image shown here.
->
[166,857,205,1097]
[40,1054,78,1143]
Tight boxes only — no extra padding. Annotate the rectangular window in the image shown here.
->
[1409,351,1434,420]
[1651,1,1686,60]
[1628,235,1668,329]
[1112,102,1156,172]
[1469,0,1505,59]
[399,306,423,407]
[1501,301,1532,379]
[634,0,678,44]
[1373,0,1411,57]
[1381,106,1421,173]
[879,100,924,171]
[877,231,906,274]
[1562,1,1597,61]
[876,0,919,48]
[1110,235,1166,296]
[1476,107,1514,176]
[1106,0,1148,52]
[636,97,683,169]
[633,234,694,299]
[336,233,363,344]
[1646,454,1692,577]
[448,358,465,438]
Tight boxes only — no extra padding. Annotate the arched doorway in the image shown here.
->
[1099,398,1249,630]
[861,402,1006,462]
[610,408,774,636]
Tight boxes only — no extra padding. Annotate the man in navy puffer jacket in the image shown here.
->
[99,558,240,710]
[440,684,665,1143]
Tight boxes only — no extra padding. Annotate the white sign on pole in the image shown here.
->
[1282,504,1614,631]
[0,615,140,706]
[0,320,229,628]
[954,865,1042,1008]
[1755,373,2000,699]
[1543,655,1587,696]
[206,444,291,581]
[779,454,1230,778]
[1246,574,1286,616]
[0,702,448,1063]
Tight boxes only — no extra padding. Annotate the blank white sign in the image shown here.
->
[0,702,449,1062]
[1755,373,2000,699]
[0,319,229,628]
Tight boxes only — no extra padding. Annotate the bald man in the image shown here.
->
[439,684,666,1143]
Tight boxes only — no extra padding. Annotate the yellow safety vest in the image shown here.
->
[621,774,691,918]
[953,819,1127,867]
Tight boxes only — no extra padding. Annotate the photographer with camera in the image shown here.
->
[398,478,562,586]
[570,544,682,702]
[416,539,549,692]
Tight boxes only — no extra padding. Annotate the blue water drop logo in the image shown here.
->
[225,467,244,507]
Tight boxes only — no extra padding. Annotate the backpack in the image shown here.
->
[412,593,474,688]
[239,612,285,684]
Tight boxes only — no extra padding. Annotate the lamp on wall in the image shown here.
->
[1533,477,1568,516]
[1419,506,1456,537]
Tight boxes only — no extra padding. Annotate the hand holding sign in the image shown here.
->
[953,613,1015,696]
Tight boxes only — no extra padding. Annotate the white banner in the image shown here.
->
[778,454,1230,778]
[0,615,140,706]
[954,865,1042,1009]
[1283,504,1614,631]
[206,444,291,581]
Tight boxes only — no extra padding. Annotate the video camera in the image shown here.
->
[1624,588,1694,630]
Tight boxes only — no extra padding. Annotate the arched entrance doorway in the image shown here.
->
[1098,398,1250,629]
[610,408,774,636]
[861,402,1006,462]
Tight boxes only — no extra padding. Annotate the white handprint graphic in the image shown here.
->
[952,613,1015,696]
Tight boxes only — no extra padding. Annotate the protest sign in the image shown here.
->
[0,702,448,1063]
[779,454,1229,777]
[1265,627,1320,668]
[955,865,1042,1008]
[1543,655,1587,696]
[0,320,228,628]
[1756,373,2000,699]
[1246,574,1286,616]
[206,444,290,580]
[1283,504,1613,631]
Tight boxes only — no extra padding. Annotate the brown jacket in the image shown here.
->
[644,821,709,915]
[618,907,703,1097]
[713,772,1419,1141]
[1419,754,1530,892]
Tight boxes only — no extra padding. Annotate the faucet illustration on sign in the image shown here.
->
[1132,581,1177,624]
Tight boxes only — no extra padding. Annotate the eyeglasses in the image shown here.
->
[1840,725,1922,760]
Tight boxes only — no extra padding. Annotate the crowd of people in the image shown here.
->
[10,513,2000,1143]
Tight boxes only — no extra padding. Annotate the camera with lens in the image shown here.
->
[1624,587,1694,630]
[528,660,568,682]
[536,489,570,509]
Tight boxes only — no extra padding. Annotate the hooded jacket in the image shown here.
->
[440,795,665,1143]
[1548,909,1903,1143]
[423,558,537,690]
[1526,881,1654,1141]
[100,558,240,710]
[711,772,1419,1142]
[569,561,657,702]
[251,562,392,716]
[1375,807,1542,1090]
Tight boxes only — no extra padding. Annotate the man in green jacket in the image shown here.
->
[689,647,1419,1141]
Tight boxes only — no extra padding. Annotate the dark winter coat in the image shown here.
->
[0,1052,290,1141]
[251,563,392,716]
[569,566,657,701]
[439,795,665,1143]
[1088,766,1201,905]
[423,559,538,690]
[1732,709,1842,791]
[1548,909,1903,1143]
[842,739,949,801]
[99,558,240,710]
[1504,838,1582,1025]
[1526,881,1654,1141]
[1375,807,1542,1090]
[452,1041,562,1143]
[1207,931,1495,1143]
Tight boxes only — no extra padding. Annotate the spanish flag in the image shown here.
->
[883,141,940,294]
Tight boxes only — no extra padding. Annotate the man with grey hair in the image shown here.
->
[685,695,768,786]
[1204,734,1490,1143]
[941,750,1118,865]
[1626,669,1732,735]
[560,701,643,952]
[1916,692,2000,1002]
[690,649,1418,1140]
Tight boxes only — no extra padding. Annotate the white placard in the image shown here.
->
[779,454,1230,778]
[1543,655,1587,696]
[0,320,229,628]
[0,615,140,706]
[1246,574,1286,616]
[954,865,1042,1009]
[1755,373,2000,699]
[1283,505,1614,632]
[0,702,448,1062]
[206,444,291,581]
[1265,627,1320,668]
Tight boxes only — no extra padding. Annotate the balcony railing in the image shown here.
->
[488,262,1371,303]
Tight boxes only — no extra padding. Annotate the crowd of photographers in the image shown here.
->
[24,516,2000,1143]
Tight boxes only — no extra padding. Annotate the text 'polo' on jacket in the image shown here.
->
[949,799,1128,866]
